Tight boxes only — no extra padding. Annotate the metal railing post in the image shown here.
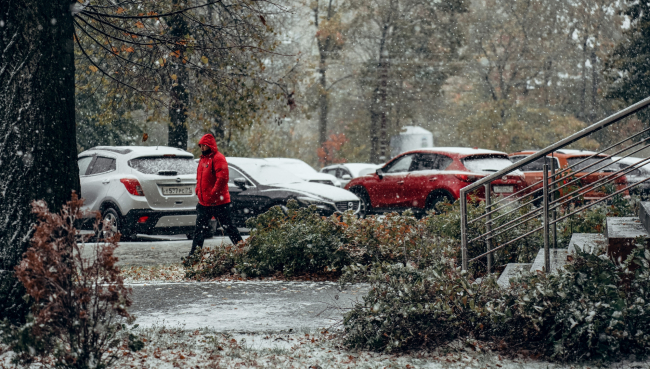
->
[484,183,492,274]
[551,155,557,248]
[543,164,550,273]
[460,190,468,272]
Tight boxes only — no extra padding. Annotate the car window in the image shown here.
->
[322,168,337,177]
[462,155,513,174]
[566,157,618,172]
[340,168,352,178]
[385,155,414,173]
[78,156,93,176]
[510,156,560,172]
[87,156,116,175]
[128,156,196,175]
[228,167,252,185]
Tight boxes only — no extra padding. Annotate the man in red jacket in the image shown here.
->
[187,134,243,262]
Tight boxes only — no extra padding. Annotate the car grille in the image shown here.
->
[310,180,334,185]
[335,201,360,212]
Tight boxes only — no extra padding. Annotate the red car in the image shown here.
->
[345,148,527,216]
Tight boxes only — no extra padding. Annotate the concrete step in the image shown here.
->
[606,217,649,263]
[530,248,569,274]
[638,201,650,234]
[567,233,606,255]
[496,263,532,288]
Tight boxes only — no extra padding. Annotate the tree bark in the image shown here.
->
[315,0,335,149]
[0,0,79,323]
[168,0,189,150]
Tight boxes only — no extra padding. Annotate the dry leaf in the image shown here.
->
[142,133,149,142]
[171,74,178,81]
[88,65,98,72]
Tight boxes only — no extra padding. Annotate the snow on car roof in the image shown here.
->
[613,156,650,170]
[80,146,193,158]
[414,147,507,156]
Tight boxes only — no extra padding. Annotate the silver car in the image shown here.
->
[614,156,650,195]
[78,146,201,240]
[320,163,381,187]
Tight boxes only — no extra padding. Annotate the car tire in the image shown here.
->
[425,192,454,215]
[350,187,371,218]
[99,207,133,241]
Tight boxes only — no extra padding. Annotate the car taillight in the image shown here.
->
[455,173,483,183]
[120,178,145,196]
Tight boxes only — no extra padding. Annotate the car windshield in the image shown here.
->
[235,163,304,185]
[566,157,618,172]
[462,155,513,174]
[128,156,197,175]
[275,161,318,175]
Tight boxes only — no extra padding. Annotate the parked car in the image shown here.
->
[263,158,342,187]
[226,158,360,226]
[321,163,381,187]
[509,150,627,202]
[345,147,527,217]
[78,146,201,240]
[613,156,650,195]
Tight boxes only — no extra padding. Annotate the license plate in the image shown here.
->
[493,185,513,194]
[161,186,193,195]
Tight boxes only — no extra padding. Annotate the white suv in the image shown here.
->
[78,146,202,240]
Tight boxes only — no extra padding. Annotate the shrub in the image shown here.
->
[343,240,650,362]
[1,192,141,368]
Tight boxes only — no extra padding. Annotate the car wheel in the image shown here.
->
[426,192,454,215]
[100,208,132,241]
[350,187,371,218]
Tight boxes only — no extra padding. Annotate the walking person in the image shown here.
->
[185,134,243,264]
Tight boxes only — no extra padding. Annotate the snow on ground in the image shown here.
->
[2,326,648,368]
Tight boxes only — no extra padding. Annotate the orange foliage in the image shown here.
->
[318,133,348,165]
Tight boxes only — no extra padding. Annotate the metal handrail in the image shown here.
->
[467,128,650,224]
[460,96,650,271]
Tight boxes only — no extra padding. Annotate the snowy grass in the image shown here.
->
[120,264,188,283]
[3,325,650,368]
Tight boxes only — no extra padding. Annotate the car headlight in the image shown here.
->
[296,196,332,210]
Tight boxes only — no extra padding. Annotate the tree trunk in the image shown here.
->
[0,0,79,323]
[168,0,189,150]
[315,0,334,148]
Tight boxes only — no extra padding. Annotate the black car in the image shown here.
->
[226,158,361,226]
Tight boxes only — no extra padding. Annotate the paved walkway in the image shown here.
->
[129,281,369,333]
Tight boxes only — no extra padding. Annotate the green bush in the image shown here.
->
[343,241,650,362]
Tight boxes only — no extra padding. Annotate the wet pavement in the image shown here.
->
[129,281,369,333]
[82,234,248,265]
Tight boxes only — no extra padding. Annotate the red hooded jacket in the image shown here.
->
[196,134,231,207]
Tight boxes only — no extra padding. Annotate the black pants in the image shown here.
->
[190,203,243,256]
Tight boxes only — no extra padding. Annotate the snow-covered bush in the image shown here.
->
[1,192,142,368]
[343,240,650,362]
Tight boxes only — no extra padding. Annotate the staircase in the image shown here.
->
[496,202,650,288]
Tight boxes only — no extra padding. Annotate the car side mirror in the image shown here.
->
[233,178,247,190]
[376,168,384,179]
[342,174,352,180]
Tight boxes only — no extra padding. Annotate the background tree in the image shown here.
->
[346,0,468,162]
[606,1,650,122]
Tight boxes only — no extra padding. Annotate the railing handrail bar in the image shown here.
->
[547,157,650,213]
[550,176,650,226]
[459,96,650,197]
[541,140,650,204]
[548,154,650,209]
[475,126,650,211]
[469,225,544,262]
[469,156,650,245]
[468,177,650,264]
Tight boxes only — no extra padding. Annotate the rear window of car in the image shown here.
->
[510,155,561,172]
[462,155,513,174]
[566,157,618,172]
[128,156,196,175]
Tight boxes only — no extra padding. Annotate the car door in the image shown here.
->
[81,155,117,211]
[369,154,414,209]
[404,153,444,208]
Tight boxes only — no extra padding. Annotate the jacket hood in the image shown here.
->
[198,134,219,155]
